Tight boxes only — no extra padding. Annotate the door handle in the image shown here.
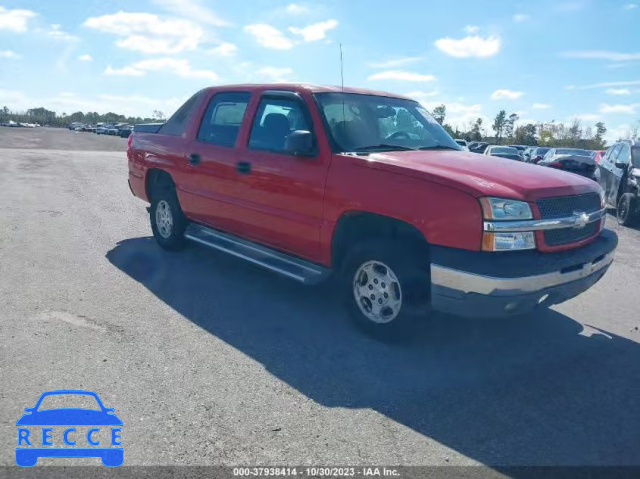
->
[188,153,201,166]
[237,161,251,175]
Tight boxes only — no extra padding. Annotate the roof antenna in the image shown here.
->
[340,43,346,143]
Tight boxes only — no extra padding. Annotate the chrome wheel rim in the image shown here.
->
[353,260,402,324]
[155,200,173,239]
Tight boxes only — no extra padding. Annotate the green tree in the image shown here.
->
[432,105,446,125]
[470,118,484,141]
[504,113,519,141]
[514,123,537,145]
[492,110,507,144]
[593,122,607,149]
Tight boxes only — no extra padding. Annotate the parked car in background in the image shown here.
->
[118,125,133,138]
[522,147,534,162]
[454,139,470,151]
[468,141,489,153]
[484,145,522,160]
[68,122,83,130]
[596,140,640,226]
[107,125,119,136]
[529,146,551,164]
[538,148,596,179]
[509,145,527,155]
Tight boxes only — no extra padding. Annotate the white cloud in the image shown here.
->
[285,4,309,14]
[599,103,639,115]
[491,89,523,100]
[368,70,436,82]
[623,3,638,9]
[368,57,423,68]
[151,0,229,26]
[606,88,631,95]
[244,24,293,50]
[0,50,20,59]
[435,35,501,58]
[257,66,294,82]
[207,42,237,56]
[533,103,551,109]
[78,54,93,61]
[289,19,338,42]
[0,5,37,32]
[105,58,218,81]
[513,14,529,22]
[47,24,79,42]
[464,25,480,34]
[573,114,600,121]
[568,80,640,90]
[84,11,203,54]
[561,50,640,61]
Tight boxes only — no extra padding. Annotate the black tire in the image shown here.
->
[340,239,432,341]
[616,193,639,227]
[149,184,188,250]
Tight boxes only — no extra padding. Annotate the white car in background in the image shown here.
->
[454,139,470,151]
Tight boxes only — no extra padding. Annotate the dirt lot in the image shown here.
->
[0,127,638,470]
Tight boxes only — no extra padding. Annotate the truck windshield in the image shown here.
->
[314,93,460,153]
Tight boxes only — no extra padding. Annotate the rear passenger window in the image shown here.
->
[248,97,312,152]
[197,92,251,147]
[159,91,204,136]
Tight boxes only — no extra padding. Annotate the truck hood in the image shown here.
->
[348,150,600,201]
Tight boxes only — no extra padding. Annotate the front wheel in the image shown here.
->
[341,240,431,341]
[616,193,639,227]
[150,187,188,250]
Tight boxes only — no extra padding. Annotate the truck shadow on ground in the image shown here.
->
[107,237,640,468]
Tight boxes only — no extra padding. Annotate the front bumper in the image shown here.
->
[430,229,618,317]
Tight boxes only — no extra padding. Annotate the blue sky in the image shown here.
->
[0,0,638,142]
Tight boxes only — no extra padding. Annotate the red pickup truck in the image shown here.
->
[127,84,617,339]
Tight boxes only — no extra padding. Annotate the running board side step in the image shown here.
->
[184,224,332,285]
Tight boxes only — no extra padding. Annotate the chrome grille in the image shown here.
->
[537,193,602,246]
[537,193,601,219]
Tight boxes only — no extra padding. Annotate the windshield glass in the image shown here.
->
[556,148,591,156]
[632,146,640,167]
[314,93,460,153]
[37,394,101,411]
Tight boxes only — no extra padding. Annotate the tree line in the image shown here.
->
[430,104,627,150]
[0,106,167,127]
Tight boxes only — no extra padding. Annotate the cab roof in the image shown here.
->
[206,83,413,100]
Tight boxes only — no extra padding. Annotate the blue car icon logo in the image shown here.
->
[16,390,123,467]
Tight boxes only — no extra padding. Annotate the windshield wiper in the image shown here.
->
[349,144,416,153]
[417,144,460,151]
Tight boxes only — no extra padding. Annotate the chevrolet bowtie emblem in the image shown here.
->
[573,211,590,229]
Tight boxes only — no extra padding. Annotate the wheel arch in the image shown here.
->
[331,211,429,270]
[145,168,175,201]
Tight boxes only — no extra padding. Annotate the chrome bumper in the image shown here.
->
[431,251,613,296]
[428,229,617,317]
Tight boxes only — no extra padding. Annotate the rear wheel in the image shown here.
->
[341,240,431,341]
[150,185,188,250]
[616,193,639,227]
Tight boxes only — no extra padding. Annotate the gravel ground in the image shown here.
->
[0,128,638,470]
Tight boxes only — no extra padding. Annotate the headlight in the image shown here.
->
[479,197,533,220]
[480,197,535,251]
[482,232,536,251]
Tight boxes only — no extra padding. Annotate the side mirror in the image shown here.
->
[614,161,627,169]
[24,408,34,413]
[286,130,314,156]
